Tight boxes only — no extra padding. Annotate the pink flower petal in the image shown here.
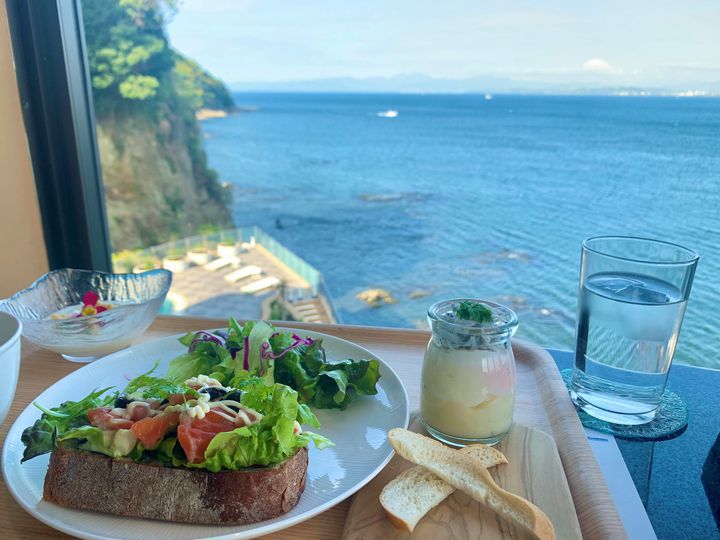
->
[82,291,99,306]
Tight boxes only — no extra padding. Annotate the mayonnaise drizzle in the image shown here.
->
[110,400,160,420]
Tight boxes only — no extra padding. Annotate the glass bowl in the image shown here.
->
[0,268,172,362]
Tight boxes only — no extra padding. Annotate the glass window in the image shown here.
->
[81,1,719,368]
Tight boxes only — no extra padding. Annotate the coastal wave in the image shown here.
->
[473,249,533,264]
[360,192,431,203]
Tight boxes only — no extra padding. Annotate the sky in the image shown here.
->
[167,0,720,91]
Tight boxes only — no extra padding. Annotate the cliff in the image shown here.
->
[82,0,235,250]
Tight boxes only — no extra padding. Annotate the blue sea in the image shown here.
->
[200,93,720,369]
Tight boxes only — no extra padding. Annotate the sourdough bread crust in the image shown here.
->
[43,446,308,524]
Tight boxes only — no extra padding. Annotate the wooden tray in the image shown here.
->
[343,417,583,539]
[340,337,627,540]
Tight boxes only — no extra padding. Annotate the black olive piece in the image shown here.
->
[200,387,227,401]
[114,396,132,408]
[222,389,243,402]
[160,398,169,406]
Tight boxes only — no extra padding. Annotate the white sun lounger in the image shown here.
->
[240,276,281,294]
[224,265,262,283]
[294,305,317,315]
[204,256,240,272]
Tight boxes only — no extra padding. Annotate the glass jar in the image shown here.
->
[421,298,518,446]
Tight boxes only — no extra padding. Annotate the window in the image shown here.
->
[12,1,719,368]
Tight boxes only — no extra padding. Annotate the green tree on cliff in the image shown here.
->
[81,0,235,250]
[83,0,234,115]
[83,0,175,112]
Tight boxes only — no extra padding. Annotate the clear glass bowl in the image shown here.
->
[0,268,172,362]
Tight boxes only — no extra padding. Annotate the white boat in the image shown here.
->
[484,94,493,101]
[377,110,398,118]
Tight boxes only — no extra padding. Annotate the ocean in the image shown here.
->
[200,93,720,369]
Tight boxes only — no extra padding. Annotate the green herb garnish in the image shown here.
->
[453,301,493,323]
[124,362,198,400]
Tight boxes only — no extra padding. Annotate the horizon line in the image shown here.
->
[226,89,720,98]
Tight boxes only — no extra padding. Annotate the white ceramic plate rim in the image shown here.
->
[2,327,409,540]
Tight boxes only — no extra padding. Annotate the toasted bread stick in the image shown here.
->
[388,428,555,540]
[380,443,507,532]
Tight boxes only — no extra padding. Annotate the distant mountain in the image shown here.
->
[229,73,720,96]
[230,73,534,94]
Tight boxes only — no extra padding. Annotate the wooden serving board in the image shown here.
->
[342,416,583,539]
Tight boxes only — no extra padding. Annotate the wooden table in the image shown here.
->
[0,316,432,539]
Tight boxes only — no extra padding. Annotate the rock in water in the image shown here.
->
[356,289,397,307]
[409,289,431,300]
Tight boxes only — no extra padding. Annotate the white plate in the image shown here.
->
[2,328,409,539]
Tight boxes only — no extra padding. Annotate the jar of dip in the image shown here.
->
[421,298,518,446]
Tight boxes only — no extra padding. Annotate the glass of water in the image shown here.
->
[570,236,698,425]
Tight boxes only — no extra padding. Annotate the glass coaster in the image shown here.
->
[561,369,688,441]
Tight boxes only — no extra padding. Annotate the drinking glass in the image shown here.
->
[570,236,698,425]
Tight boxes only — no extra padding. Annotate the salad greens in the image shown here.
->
[124,363,199,400]
[193,383,331,472]
[453,300,493,324]
[20,319,375,471]
[21,387,116,462]
[167,319,381,410]
[20,370,331,470]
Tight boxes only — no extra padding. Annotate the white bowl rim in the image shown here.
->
[0,311,22,355]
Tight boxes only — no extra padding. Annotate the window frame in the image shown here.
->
[6,0,112,271]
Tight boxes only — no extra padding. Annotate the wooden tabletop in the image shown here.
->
[0,316,432,540]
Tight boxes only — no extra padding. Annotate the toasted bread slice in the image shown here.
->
[388,428,555,540]
[43,446,308,524]
[380,444,507,532]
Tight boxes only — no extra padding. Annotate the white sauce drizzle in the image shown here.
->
[110,400,160,420]
[184,375,224,389]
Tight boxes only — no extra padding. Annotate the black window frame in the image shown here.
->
[6,0,112,271]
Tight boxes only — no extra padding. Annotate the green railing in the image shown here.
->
[251,227,320,294]
[114,227,321,294]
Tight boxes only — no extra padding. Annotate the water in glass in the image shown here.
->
[572,271,686,424]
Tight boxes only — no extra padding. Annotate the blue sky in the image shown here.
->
[167,0,720,90]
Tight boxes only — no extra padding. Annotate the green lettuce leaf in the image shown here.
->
[166,351,219,383]
[239,319,256,337]
[273,350,317,402]
[156,436,187,467]
[285,357,381,410]
[57,425,114,456]
[192,384,332,472]
[298,340,326,376]
[228,317,244,336]
[296,431,334,450]
[247,321,275,385]
[297,404,321,428]
[167,332,236,384]
[178,331,197,347]
[321,370,349,406]
[327,358,381,396]
[20,387,116,462]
